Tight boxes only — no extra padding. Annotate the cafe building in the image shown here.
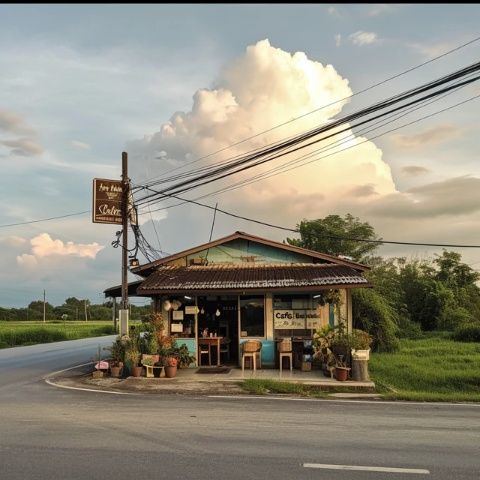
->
[104,231,370,369]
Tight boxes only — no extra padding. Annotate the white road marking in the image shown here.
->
[44,378,136,395]
[303,463,430,474]
[209,394,480,407]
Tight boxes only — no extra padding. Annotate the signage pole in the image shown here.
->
[120,152,129,336]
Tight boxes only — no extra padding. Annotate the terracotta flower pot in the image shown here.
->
[335,366,350,381]
[164,366,177,378]
[131,366,143,378]
[110,366,122,378]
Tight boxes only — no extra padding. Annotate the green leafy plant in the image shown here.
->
[141,356,154,366]
[104,337,125,366]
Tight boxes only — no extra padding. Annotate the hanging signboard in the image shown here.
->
[92,178,123,224]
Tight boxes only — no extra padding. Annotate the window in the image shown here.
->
[273,294,323,338]
[240,296,265,337]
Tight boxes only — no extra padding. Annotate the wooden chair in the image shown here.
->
[242,340,262,372]
[198,342,211,366]
[220,337,231,363]
[277,338,293,373]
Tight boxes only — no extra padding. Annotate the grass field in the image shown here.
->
[369,334,480,402]
[0,321,116,348]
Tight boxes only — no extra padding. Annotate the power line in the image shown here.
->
[133,34,480,186]
[137,89,480,215]
[134,62,480,203]
[0,210,90,229]
[137,188,480,249]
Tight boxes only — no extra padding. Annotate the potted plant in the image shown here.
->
[164,356,178,378]
[105,337,125,378]
[125,343,142,377]
[170,343,196,369]
[350,329,373,360]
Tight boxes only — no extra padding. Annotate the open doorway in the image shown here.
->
[197,295,238,365]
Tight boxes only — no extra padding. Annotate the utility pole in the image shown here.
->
[119,151,129,336]
[84,299,88,322]
[43,289,46,323]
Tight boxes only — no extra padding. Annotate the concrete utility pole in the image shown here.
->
[119,152,129,336]
[43,289,46,323]
[84,299,88,322]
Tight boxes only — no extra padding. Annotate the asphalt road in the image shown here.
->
[0,338,479,480]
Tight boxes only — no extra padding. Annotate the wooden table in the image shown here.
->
[198,337,223,366]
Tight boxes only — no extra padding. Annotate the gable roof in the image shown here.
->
[136,263,370,295]
[131,231,369,277]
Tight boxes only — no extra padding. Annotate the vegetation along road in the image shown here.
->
[0,337,479,480]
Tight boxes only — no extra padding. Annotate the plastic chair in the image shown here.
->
[277,338,293,372]
[242,340,262,372]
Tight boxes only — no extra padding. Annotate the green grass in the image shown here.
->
[370,335,480,402]
[241,379,328,397]
[0,321,116,348]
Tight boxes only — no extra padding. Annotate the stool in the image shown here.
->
[242,352,257,372]
[277,338,293,373]
[279,352,293,372]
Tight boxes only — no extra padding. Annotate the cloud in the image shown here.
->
[16,253,38,268]
[408,41,454,59]
[391,124,462,149]
[368,176,480,219]
[347,184,378,198]
[71,140,91,150]
[327,6,340,17]
[1,137,44,156]
[401,165,430,177]
[335,34,342,47]
[0,108,44,157]
[15,233,104,267]
[349,31,378,46]
[0,236,27,247]
[0,109,35,135]
[367,4,394,17]
[128,39,398,247]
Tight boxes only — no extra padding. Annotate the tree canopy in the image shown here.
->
[286,214,381,261]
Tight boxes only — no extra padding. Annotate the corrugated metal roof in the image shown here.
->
[136,263,368,294]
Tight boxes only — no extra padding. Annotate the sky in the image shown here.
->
[1,4,480,308]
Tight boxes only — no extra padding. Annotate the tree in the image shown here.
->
[287,214,381,261]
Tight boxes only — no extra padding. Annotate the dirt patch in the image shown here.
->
[53,372,245,396]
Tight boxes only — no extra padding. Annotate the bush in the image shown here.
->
[352,288,399,352]
[452,323,480,342]
[396,317,424,339]
[438,306,474,331]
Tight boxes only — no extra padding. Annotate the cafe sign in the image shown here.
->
[274,310,322,329]
[92,178,123,224]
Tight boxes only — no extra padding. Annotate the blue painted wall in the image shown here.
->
[186,239,313,265]
[176,338,196,368]
[239,339,275,366]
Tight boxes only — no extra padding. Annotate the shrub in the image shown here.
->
[396,317,424,339]
[438,306,474,331]
[352,288,399,352]
[452,323,480,342]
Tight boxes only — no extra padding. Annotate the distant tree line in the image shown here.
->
[0,296,152,322]
[288,214,480,350]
